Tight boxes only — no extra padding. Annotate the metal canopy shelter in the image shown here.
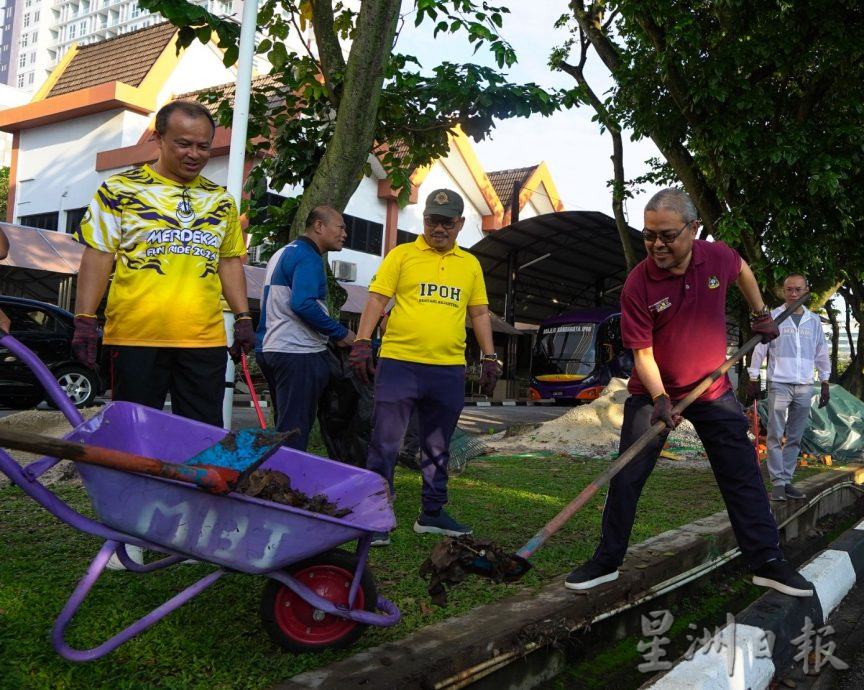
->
[469,210,646,326]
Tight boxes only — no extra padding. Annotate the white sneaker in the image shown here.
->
[106,544,144,571]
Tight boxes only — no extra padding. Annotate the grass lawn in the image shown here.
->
[0,451,830,690]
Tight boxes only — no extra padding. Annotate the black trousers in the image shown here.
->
[592,390,783,571]
[109,345,227,427]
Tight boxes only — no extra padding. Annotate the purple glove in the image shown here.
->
[819,381,830,408]
[650,394,682,430]
[349,340,375,385]
[750,313,779,344]
[478,358,501,397]
[71,315,99,369]
[745,379,761,406]
[229,318,255,362]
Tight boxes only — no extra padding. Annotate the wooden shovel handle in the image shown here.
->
[0,427,237,494]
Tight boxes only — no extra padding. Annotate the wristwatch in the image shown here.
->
[480,353,499,362]
[749,305,770,320]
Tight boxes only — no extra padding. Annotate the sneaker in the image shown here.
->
[413,510,472,537]
[106,544,144,571]
[770,485,787,502]
[785,484,806,500]
[564,560,619,591]
[370,532,390,547]
[752,559,814,597]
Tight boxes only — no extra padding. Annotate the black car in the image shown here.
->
[0,296,105,409]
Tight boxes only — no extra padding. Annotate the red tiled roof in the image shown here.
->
[47,22,178,98]
[488,166,538,209]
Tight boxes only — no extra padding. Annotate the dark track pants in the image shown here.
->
[257,349,331,451]
[366,359,464,512]
[592,390,782,571]
[109,346,226,427]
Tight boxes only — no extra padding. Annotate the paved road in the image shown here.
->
[1,399,571,434]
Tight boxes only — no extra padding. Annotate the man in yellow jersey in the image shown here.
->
[349,188,500,546]
[71,101,254,428]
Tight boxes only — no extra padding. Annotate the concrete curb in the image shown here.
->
[644,511,864,689]
[463,400,554,407]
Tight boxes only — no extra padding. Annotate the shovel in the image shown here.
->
[458,292,811,583]
[0,426,293,495]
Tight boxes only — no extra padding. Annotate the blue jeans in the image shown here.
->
[766,382,814,486]
[366,359,464,512]
[592,391,782,570]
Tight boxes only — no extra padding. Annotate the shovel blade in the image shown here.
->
[184,428,294,475]
[468,553,533,582]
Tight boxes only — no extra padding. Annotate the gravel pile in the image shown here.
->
[489,379,717,470]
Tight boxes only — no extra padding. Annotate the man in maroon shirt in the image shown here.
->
[565,188,814,598]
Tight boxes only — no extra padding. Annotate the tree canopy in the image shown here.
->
[557,1,864,393]
[140,0,564,243]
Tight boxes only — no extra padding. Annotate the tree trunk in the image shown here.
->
[288,0,401,238]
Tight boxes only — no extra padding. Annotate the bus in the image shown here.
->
[529,307,633,403]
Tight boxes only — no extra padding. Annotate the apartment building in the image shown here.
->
[0,0,241,92]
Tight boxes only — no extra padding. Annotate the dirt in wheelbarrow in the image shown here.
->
[235,468,351,518]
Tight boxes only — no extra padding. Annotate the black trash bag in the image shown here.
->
[317,344,374,467]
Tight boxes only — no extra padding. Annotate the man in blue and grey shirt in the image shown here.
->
[747,273,831,501]
[256,207,355,450]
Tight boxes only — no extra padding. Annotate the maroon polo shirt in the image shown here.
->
[621,239,741,401]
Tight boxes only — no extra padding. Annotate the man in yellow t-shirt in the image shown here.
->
[72,100,254,427]
[349,188,500,546]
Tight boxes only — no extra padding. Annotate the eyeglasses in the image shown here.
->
[424,216,458,231]
[784,286,807,293]
[642,221,691,245]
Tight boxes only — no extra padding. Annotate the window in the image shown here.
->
[396,229,418,246]
[1,304,59,334]
[342,213,383,256]
[20,34,28,47]
[16,74,23,87]
[66,207,87,234]
[19,212,59,230]
[30,51,36,64]
[68,25,76,38]
[23,13,29,27]
[27,72,33,84]
[18,54,25,68]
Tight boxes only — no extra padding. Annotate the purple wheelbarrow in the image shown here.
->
[0,333,400,661]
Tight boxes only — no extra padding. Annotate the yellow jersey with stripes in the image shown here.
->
[370,234,489,365]
[75,164,245,347]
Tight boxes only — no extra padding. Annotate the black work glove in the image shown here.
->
[750,313,779,344]
[71,315,99,369]
[349,340,375,385]
[650,394,682,430]
[229,317,255,362]
[478,358,501,397]
[745,379,762,406]
[819,381,830,408]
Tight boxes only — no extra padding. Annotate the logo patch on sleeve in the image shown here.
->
[707,276,720,289]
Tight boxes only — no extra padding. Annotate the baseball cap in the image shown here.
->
[424,189,464,218]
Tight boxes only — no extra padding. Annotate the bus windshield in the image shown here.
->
[532,322,598,378]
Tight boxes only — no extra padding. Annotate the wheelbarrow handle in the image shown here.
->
[0,427,238,495]
[515,292,810,561]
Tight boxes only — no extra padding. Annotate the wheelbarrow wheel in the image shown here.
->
[260,548,378,653]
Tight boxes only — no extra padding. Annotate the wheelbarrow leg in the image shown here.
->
[52,541,227,662]
[351,537,373,609]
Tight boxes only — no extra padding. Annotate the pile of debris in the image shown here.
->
[489,379,712,468]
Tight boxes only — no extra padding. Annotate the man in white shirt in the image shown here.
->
[747,274,831,501]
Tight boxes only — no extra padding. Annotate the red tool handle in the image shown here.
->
[241,351,267,429]
[0,427,238,494]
